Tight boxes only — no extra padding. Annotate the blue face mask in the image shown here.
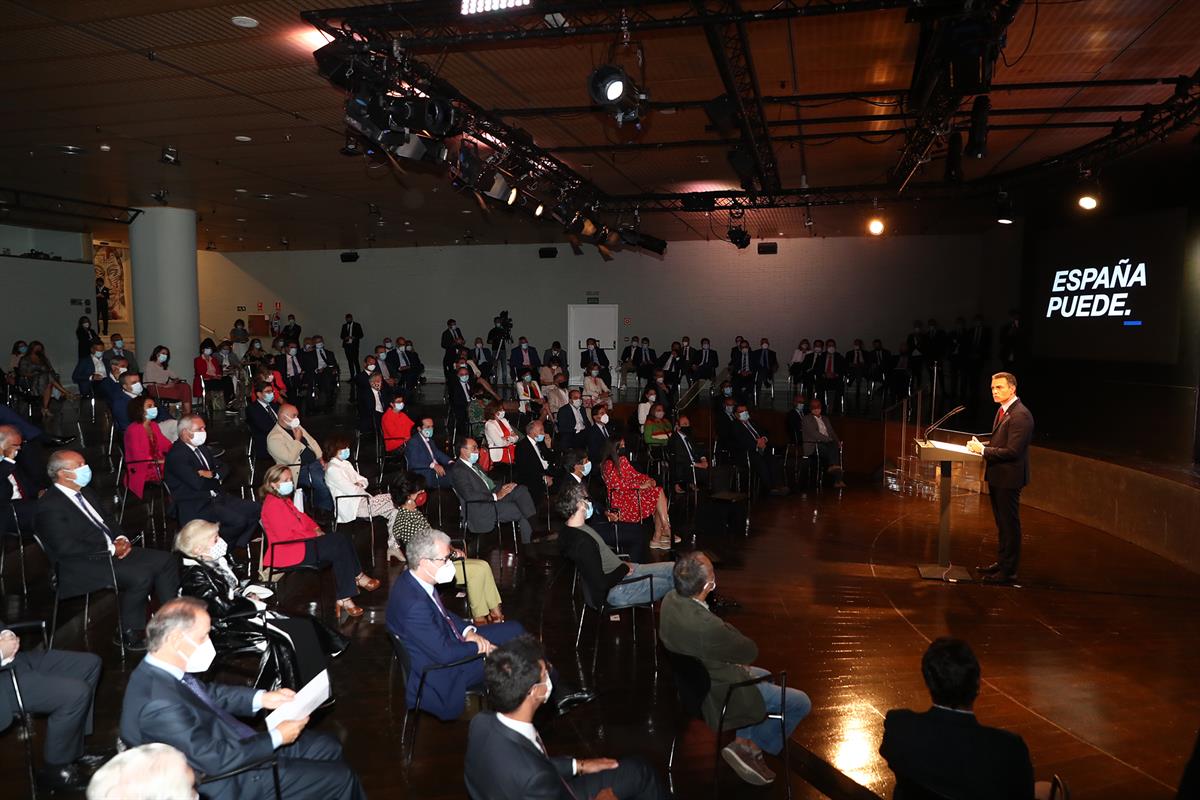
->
[584,501,594,519]
[421,428,434,439]
[459,374,470,383]
[71,464,93,487]
[114,340,124,349]
[466,452,479,465]
[263,392,275,403]
[146,406,159,420]
[722,387,732,396]
[535,434,545,443]
[277,481,295,496]
[582,461,592,476]
[17,345,27,354]
[738,411,750,421]
[337,448,351,461]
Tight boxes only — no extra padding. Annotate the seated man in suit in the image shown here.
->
[405,417,453,489]
[754,338,778,395]
[555,388,589,452]
[558,448,646,562]
[0,424,39,533]
[693,338,719,382]
[266,404,332,512]
[713,392,738,451]
[816,339,845,413]
[165,415,261,548]
[786,393,808,445]
[513,420,554,503]
[276,342,306,412]
[101,333,138,373]
[37,450,179,649]
[618,336,640,391]
[395,337,424,392]
[356,370,391,435]
[245,381,279,461]
[386,529,592,722]
[580,337,611,388]
[656,342,685,390]
[729,340,755,403]
[297,335,338,413]
[799,398,846,488]
[1,617,103,792]
[465,633,665,800]
[449,437,537,544]
[586,404,613,466]
[667,414,708,492]
[73,339,108,401]
[508,336,541,378]
[448,365,476,439]
[369,346,399,391]
[469,337,495,381]
[120,598,364,800]
[633,337,657,386]
[730,404,788,496]
[659,552,810,787]
[111,371,145,433]
[880,637,1051,800]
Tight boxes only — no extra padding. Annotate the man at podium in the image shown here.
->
[967,372,1034,585]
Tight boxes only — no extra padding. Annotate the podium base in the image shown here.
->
[917,563,974,583]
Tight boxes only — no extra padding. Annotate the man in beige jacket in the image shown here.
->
[265,404,332,511]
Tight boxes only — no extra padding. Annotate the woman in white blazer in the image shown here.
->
[322,432,398,525]
[482,401,519,465]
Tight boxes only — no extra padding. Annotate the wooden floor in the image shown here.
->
[3,399,1199,799]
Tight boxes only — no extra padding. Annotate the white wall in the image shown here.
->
[0,254,97,373]
[197,232,1019,371]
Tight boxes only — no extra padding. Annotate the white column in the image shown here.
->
[129,207,199,372]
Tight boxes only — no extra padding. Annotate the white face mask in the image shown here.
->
[571,399,582,408]
[599,414,609,424]
[181,635,216,673]
[287,417,301,429]
[190,430,207,446]
[535,674,553,704]
[366,363,377,372]
[209,538,228,560]
[496,410,505,420]
[433,559,456,584]
[129,382,144,396]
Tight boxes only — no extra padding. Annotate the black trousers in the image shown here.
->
[301,532,363,600]
[200,495,262,549]
[312,369,337,409]
[747,449,782,491]
[988,486,1023,576]
[343,346,359,378]
[111,547,180,634]
[203,376,234,405]
[268,616,329,687]
[224,730,363,800]
[1,648,101,764]
[567,755,667,800]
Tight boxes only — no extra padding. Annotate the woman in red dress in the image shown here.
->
[600,435,676,550]
[192,337,234,408]
[259,464,380,620]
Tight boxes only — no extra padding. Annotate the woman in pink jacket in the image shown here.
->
[122,396,170,498]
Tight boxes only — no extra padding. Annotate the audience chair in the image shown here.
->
[572,569,658,675]
[0,500,31,599]
[2,619,48,800]
[262,537,327,620]
[33,533,126,659]
[332,494,377,568]
[450,486,520,558]
[387,631,485,767]
[117,457,171,541]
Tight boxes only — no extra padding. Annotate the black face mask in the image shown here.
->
[678,425,690,432]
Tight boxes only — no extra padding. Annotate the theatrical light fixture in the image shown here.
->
[534,202,545,217]
[996,192,1014,225]
[728,225,751,250]
[588,64,647,125]
[618,226,668,256]
[377,95,462,138]
[506,187,519,206]
[965,95,991,159]
[868,217,885,236]
[159,145,181,165]
[1078,193,1099,211]
[461,0,530,15]
[1076,167,1100,211]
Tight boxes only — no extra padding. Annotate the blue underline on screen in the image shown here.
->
[1123,320,1143,326]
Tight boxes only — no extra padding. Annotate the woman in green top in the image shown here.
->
[642,402,672,445]
[388,472,505,625]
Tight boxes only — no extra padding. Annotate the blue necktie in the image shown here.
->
[181,674,258,740]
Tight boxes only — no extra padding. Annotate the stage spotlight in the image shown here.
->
[481,173,512,204]
[1075,166,1100,211]
[534,202,545,217]
[390,133,448,165]
[462,0,530,15]
[588,64,646,125]
[965,95,990,159]
[996,192,1014,225]
[379,95,462,138]
[618,226,668,256]
[868,217,885,236]
[728,225,751,249]
[1077,193,1098,211]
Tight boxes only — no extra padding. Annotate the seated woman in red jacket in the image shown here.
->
[192,337,234,410]
[380,393,414,453]
[123,395,170,499]
[600,435,678,551]
[259,464,380,620]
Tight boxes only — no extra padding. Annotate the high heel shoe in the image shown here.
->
[355,575,381,592]
[387,545,407,564]
[335,599,364,620]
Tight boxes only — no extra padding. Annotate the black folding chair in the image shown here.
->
[387,631,484,766]
[261,537,327,620]
[332,494,377,568]
[0,500,32,598]
[573,569,658,675]
[33,533,125,659]
[1,619,48,800]
[451,486,520,558]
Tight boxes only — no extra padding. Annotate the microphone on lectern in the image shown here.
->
[923,405,966,441]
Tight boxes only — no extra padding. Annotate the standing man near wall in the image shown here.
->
[341,313,363,380]
[968,372,1033,585]
[95,278,110,336]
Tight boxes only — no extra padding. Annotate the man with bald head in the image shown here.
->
[266,404,332,511]
[0,425,39,533]
[36,449,178,650]
[165,415,260,548]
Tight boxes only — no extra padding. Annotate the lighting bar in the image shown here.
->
[461,0,530,16]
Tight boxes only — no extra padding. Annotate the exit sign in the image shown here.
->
[236,305,246,311]
[586,297,599,305]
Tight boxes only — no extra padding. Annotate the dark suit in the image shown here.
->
[354,380,393,435]
[404,434,452,489]
[111,390,139,432]
[246,400,280,460]
[632,345,657,381]
[729,349,755,402]
[0,457,38,533]
[509,345,541,375]
[667,430,705,488]
[656,351,685,387]
[513,437,554,501]
[340,321,364,378]
[753,347,778,389]
[981,398,1033,577]
[120,659,363,800]
[464,711,665,800]
[280,322,302,343]
[298,346,339,411]
[447,377,475,437]
[586,421,611,466]
[555,403,590,452]
[164,441,260,548]
[692,347,719,380]
[879,706,1034,800]
[470,346,495,380]
[0,621,101,766]
[441,326,466,359]
[35,486,178,635]
[785,406,806,445]
[730,418,782,491]
[449,460,535,543]
[386,570,525,721]
[580,346,610,387]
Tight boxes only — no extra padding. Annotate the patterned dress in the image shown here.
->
[601,456,661,522]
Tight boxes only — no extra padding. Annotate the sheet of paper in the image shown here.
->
[265,669,330,730]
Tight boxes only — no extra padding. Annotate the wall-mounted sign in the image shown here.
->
[623,316,632,326]
[236,305,246,312]
[257,302,264,312]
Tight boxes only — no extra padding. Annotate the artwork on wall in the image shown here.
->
[93,244,131,322]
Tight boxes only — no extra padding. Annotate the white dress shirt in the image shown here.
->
[5,456,21,499]
[526,437,549,470]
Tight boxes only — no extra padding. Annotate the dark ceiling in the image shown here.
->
[1,0,1198,251]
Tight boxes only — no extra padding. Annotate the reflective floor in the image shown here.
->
[3,398,1199,799]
